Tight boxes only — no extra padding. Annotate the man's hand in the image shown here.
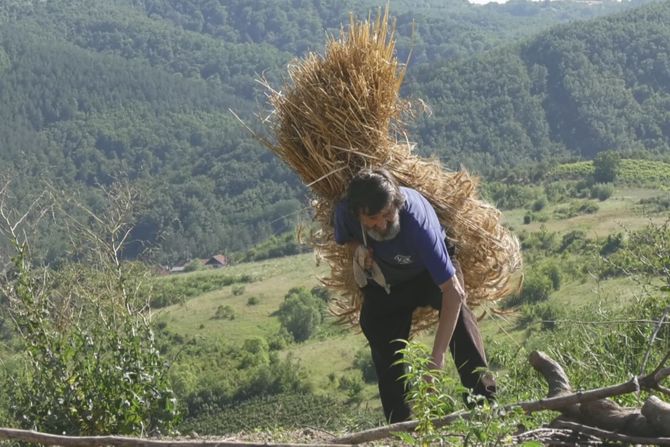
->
[363,247,374,270]
[428,353,444,371]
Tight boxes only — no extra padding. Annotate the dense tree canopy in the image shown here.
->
[0,0,664,262]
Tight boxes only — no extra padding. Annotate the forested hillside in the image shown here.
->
[409,1,670,174]
[0,0,660,263]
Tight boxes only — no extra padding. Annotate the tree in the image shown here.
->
[593,150,621,183]
[276,287,324,342]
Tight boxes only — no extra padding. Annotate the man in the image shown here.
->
[334,167,495,423]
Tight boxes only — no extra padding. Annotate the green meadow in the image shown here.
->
[153,161,670,431]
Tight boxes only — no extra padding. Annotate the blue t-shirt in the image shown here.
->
[334,187,455,287]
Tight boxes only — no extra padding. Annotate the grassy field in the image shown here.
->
[154,254,329,344]
[153,183,668,413]
[504,186,666,236]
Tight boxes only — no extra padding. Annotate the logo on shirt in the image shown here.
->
[393,254,413,264]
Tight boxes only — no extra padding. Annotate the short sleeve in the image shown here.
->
[333,201,356,245]
[407,214,455,286]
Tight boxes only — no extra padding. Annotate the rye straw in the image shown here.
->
[260,8,522,332]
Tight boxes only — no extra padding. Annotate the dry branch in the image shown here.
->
[0,428,353,447]
[331,350,670,444]
[553,420,670,446]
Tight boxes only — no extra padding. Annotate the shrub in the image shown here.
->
[213,305,235,320]
[353,348,377,383]
[544,182,568,203]
[232,285,245,296]
[518,302,565,331]
[554,200,599,219]
[504,272,552,307]
[638,195,670,213]
[338,375,364,404]
[543,262,562,291]
[593,150,621,183]
[247,296,260,305]
[183,259,204,272]
[0,186,179,436]
[276,288,324,342]
[521,273,553,304]
[560,230,588,252]
[482,183,540,210]
[600,232,625,256]
[310,286,334,303]
[578,200,599,214]
[590,183,614,201]
[531,197,547,212]
[267,327,293,351]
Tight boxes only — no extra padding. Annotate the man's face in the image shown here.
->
[360,204,400,241]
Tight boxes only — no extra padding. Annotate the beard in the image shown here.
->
[367,216,401,241]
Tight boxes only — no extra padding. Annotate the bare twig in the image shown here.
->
[640,305,670,375]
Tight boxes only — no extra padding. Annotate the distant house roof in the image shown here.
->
[205,255,228,267]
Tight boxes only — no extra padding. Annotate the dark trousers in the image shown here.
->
[359,269,495,423]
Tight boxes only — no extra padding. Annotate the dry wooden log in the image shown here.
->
[0,427,353,447]
[642,395,670,436]
[578,399,652,437]
[530,350,670,439]
[554,420,670,446]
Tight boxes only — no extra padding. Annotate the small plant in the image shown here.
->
[247,296,260,305]
[338,375,364,405]
[353,347,377,383]
[395,341,535,446]
[590,183,614,201]
[213,305,235,320]
[394,341,464,446]
[232,285,245,296]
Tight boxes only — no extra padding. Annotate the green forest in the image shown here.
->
[1,0,670,445]
[0,0,665,264]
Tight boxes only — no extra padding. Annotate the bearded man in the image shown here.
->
[333,167,496,423]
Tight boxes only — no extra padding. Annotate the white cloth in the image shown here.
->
[353,245,390,294]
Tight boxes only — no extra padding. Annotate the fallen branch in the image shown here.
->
[0,428,353,447]
[331,350,670,444]
[554,420,670,446]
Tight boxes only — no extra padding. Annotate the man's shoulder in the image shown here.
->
[400,186,428,202]
[400,187,432,214]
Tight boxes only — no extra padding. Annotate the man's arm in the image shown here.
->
[430,274,465,370]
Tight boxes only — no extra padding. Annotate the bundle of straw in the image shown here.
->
[260,9,522,332]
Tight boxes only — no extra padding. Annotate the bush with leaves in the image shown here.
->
[593,150,621,183]
[213,304,235,320]
[353,347,377,383]
[0,183,179,435]
[276,287,325,342]
[590,183,614,201]
[504,271,553,308]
